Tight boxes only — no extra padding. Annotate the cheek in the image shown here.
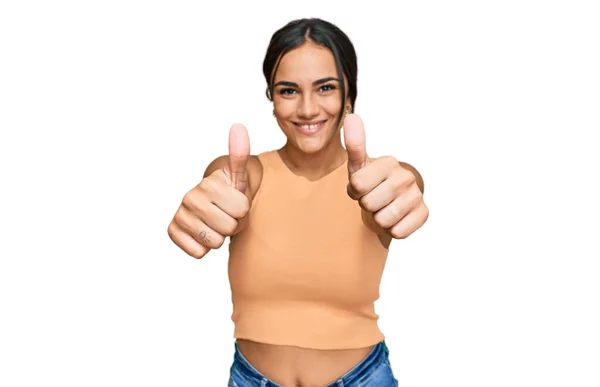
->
[321,96,342,116]
[273,98,297,117]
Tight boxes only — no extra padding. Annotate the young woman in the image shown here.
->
[168,18,428,387]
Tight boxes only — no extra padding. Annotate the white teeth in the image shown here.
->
[297,122,322,130]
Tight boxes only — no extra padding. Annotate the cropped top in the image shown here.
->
[227,150,390,350]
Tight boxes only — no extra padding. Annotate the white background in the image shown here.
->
[1,0,599,386]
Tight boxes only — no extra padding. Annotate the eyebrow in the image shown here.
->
[273,77,340,88]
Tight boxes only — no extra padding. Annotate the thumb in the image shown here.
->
[227,123,250,193]
[343,114,368,174]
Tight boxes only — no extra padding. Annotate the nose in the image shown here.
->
[297,93,319,118]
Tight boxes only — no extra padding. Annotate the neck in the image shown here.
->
[279,134,347,180]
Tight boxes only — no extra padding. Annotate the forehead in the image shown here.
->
[274,42,337,82]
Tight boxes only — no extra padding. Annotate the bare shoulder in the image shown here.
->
[202,155,227,178]
[202,154,264,199]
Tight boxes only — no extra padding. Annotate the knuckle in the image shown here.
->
[410,190,424,208]
[235,195,250,218]
[373,211,389,228]
[401,169,416,185]
[168,223,208,260]
[384,155,398,165]
[390,222,409,239]
[182,189,202,209]
[349,174,366,193]
[391,228,409,239]
[393,206,405,221]
[189,248,208,260]
[181,191,193,207]
[198,176,218,193]
[183,195,209,220]
[359,196,378,213]
[198,229,224,249]
[377,208,399,229]
[241,196,250,214]
[167,222,177,240]
[223,219,239,236]
[421,203,430,222]
[173,209,186,227]
[212,234,226,248]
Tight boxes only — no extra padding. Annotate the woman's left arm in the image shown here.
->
[343,114,429,239]
[357,160,429,239]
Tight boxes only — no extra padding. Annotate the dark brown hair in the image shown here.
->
[262,18,358,126]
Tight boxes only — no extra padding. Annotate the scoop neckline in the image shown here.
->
[274,149,348,183]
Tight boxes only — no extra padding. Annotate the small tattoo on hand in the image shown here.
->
[200,231,210,244]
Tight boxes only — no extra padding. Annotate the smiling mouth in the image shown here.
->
[293,120,327,133]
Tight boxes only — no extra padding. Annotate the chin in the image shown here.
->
[296,142,327,154]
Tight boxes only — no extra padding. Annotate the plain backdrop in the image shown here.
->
[1,0,599,386]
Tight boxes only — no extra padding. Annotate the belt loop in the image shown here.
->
[260,378,268,387]
[337,378,345,386]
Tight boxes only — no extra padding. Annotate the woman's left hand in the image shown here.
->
[343,114,429,239]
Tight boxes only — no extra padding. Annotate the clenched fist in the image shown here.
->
[168,124,251,259]
[343,114,429,239]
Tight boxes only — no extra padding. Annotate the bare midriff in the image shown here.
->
[236,339,374,387]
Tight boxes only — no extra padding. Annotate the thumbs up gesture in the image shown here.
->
[343,114,429,239]
[168,124,252,259]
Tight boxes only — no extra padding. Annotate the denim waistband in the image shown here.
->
[232,340,389,386]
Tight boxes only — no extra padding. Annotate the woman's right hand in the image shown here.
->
[167,124,251,259]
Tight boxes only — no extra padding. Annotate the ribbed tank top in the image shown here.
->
[227,150,390,350]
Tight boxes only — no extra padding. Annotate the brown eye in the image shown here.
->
[319,84,336,92]
[279,88,297,95]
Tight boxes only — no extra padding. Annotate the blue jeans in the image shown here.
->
[228,340,399,386]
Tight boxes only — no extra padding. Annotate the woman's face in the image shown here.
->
[272,40,350,154]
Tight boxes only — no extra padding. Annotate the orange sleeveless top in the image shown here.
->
[227,150,390,350]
